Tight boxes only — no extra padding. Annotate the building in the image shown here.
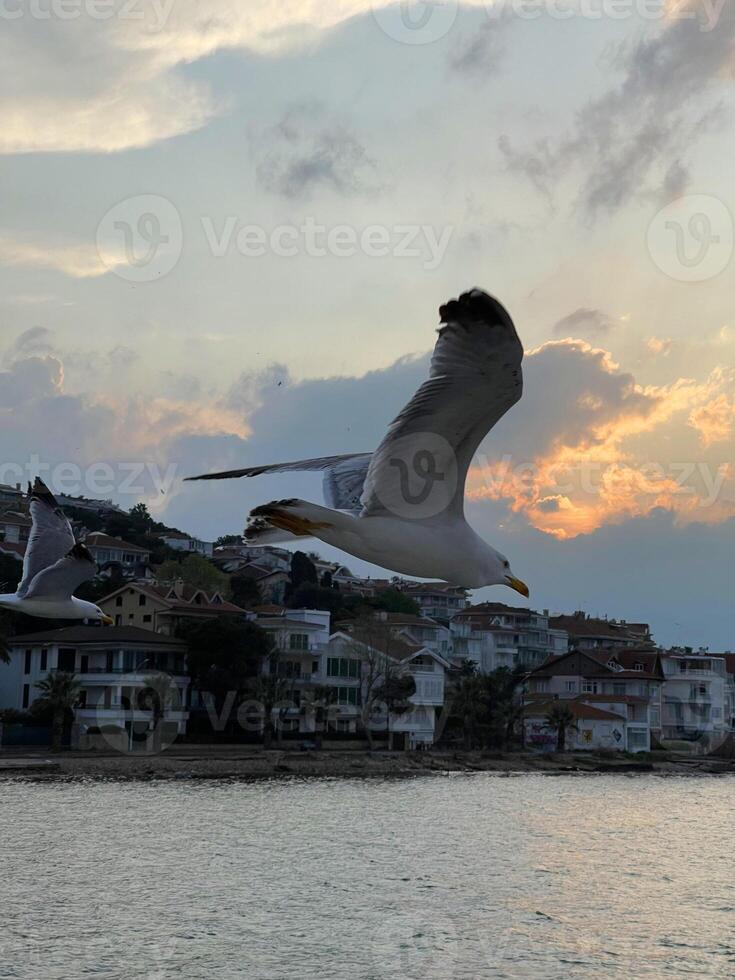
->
[326,627,450,748]
[334,611,451,657]
[549,612,652,650]
[83,532,151,568]
[0,626,189,748]
[0,511,31,546]
[401,582,469,622]
[159,531,214,557]
[451,603,568,670]
[524,700,633,752]
[526,648,665,752]
[98,581,247,634]
[659,649,730,750]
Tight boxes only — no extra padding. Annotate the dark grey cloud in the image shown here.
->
[255,103,379,200]
[8,325,55,358]
[500,5,735,217]
[553,308,614,337]
[448,23,506,76]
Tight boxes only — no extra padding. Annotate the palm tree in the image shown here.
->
[33,672,81,751]
[544,703,579,753]
[139,672,182,752]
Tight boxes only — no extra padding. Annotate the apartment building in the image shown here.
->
[526,648,665,752]
[452,603,568,670]
[0,626,189,749]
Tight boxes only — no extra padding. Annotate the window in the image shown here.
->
[334,686,360,706]
[115,615,122,626]
[289,633,309,651]
[613,683,626,695]
[40,650,47,672]
[143,615,152,623]
[116,596,123,607]
[633,663,644,672]
[24,650,32,674]
[22,684,29,709]
[327,657,361,679]
[534,680,549,693]
[582,681,598,694]
[138,594,146,607]
[58,649,75,672]
[564,681,576,693]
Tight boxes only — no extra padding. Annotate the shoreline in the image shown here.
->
[2,747,735,782]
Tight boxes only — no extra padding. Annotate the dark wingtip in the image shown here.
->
[30,477,60,510]
[69,542,95,564]
[439,288,513,328]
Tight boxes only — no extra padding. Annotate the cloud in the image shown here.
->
[448,23,506,76]
[689,394,734,448]
[500,1,735,215]
[553,308,615,337]
[467,340,735,539]
[0,1,489,155]
[0,235,125,279]
[254,104,379,200]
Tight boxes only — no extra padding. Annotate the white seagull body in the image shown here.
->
[0,479,113,623]
[188,289,529,596]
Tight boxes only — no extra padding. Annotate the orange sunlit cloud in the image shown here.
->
[467,345,735,539]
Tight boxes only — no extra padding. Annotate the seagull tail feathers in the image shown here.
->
[246,499,337,543]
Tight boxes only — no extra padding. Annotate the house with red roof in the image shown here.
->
[526,648,665,752]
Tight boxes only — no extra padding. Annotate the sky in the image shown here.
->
[0,0,733,648]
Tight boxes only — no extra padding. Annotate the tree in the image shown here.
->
[288,583,346,617]
[128,502,154,535]
[369,588,421,616]
[182,617,273,724]
[544,703,579,753]
[32,672,81,751]
[0,553,22,595]
[251,652,294,748]
[346,617,412,750]
[214,534,242,548]
[285,552,318,602]
[230,574,262,610]
[157,554,231,596]
[443,665,526,750]
[139,671,183,752]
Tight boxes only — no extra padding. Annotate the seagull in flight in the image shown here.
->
[188,289,529,596]
[0,479,114,623]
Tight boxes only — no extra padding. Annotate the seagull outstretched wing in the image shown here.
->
[359,289,523,521]
[17,478,78,598]
[186,453,372,513]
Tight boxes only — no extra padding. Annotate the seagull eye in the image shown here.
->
[503,560,510,569]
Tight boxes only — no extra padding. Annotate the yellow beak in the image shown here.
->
[505,575,530,598]
[101,614,114,626]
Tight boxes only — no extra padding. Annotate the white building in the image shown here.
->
[0,626,190,750]
[451,603,569,671]
[526,649,664,752]
[659,650,730,750]
[326,629,450,748]
[159,531,214,557]
[524,700,631,752]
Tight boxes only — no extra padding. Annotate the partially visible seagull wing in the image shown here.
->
[23,542,97,601]
[186,453,372,513]
[360,289,523,521]
[17,478,76,598]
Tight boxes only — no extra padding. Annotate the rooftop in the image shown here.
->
[9,625,186,647]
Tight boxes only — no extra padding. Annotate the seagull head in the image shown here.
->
[484,549,529,598]
[73,598,114,625]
